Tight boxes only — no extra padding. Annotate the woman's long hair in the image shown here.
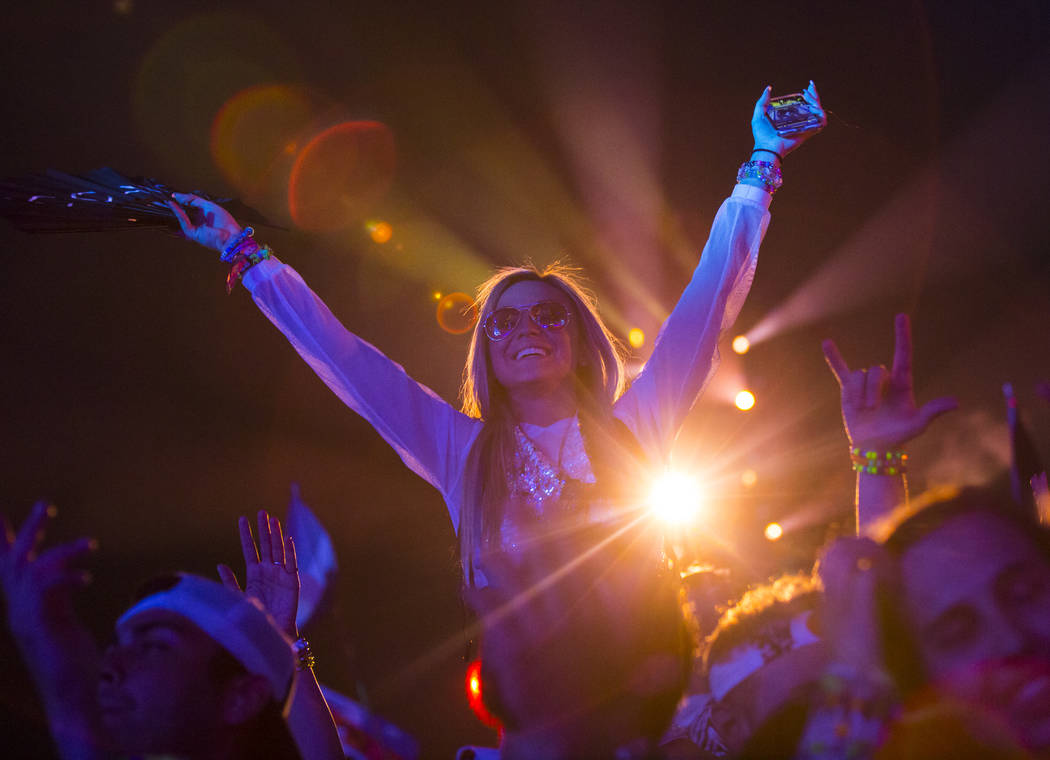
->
[458,263,632,584]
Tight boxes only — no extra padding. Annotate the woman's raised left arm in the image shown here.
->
[616,83,826,457]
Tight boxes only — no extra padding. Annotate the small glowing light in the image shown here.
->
[735,390,756,411]
[433,291,443,301]
[741,469,757,488]
[284,142,297,155]
[732,335,750,354]
[628,328,645,349]
[649,471,704,525]
[765,522,783,541]
[367,220,393,244]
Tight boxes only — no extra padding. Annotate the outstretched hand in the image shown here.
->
[218,511,300,638]
[752,80,827,157]
[167,192,243,254]
[0,502,96,649]
[823,313,957,453]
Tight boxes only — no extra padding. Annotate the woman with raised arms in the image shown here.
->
[168,84,825,585]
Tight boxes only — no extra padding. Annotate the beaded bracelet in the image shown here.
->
[736,159,783,194]
[293,637,316,671]
[225,242,272,294]
[221,226,255,263]
[850,447,908,476]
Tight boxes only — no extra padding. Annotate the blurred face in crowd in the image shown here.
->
[899,511,1050,750]
[98,609,229,754]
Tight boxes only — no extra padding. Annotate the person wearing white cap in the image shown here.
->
[0,502,342,760]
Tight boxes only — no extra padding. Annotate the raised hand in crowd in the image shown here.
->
[218,509,343,760]
[218,511,300,638]
[0,502,103,759]
[751,80,827,159]
[823,314,958,528]
[814,537,895,676]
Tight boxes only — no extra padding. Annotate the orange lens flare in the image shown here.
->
[436,292,478,334]
[367,220,393,244]
[210,84,315,195]
[288,121,396,232]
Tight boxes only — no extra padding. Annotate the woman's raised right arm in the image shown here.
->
[167,195,480,513]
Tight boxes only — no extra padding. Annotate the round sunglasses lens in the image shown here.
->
[485,308,521,339]
[531,302,568,329]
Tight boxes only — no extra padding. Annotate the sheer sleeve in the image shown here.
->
[242,258,481,528]
[615,184,771,459]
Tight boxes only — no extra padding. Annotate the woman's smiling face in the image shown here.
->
[488,279,578,400]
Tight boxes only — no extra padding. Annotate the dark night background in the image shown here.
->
[2,1,1049,756]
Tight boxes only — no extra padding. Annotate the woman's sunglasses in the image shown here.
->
[483,300,571,341]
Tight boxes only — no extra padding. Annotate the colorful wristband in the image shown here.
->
[850,447,907,476]
[220,226,255,263]
[225,243,272,294]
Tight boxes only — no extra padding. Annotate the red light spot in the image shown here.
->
[465,659,501,729]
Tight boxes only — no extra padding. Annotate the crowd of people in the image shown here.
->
[3,81,1048,758]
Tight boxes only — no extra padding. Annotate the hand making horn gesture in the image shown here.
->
[823,313,958,453]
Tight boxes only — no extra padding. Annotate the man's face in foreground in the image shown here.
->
[98,608,227,755]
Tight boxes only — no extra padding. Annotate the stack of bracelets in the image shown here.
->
[220,226,272,294]
[850,447,908,476]
[736,147,784,194]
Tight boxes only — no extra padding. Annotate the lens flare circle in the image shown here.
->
[288,121,396,232]
[367,220,393,244]
[628,328,645,349]
[210,84,315,195]
[735,390,756,411]
[765,522,783,541]
[436,292,478,335]
[741,469,758,488]
[732,335,751,355]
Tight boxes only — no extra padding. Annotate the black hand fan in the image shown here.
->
[0,168,279,233]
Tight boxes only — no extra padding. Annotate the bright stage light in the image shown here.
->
[735,390,756,411]
[628,328,645,349]
[732,335,750,355]
[649,471,704,525]
[765,522,783,541]
[741,469,758,488]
